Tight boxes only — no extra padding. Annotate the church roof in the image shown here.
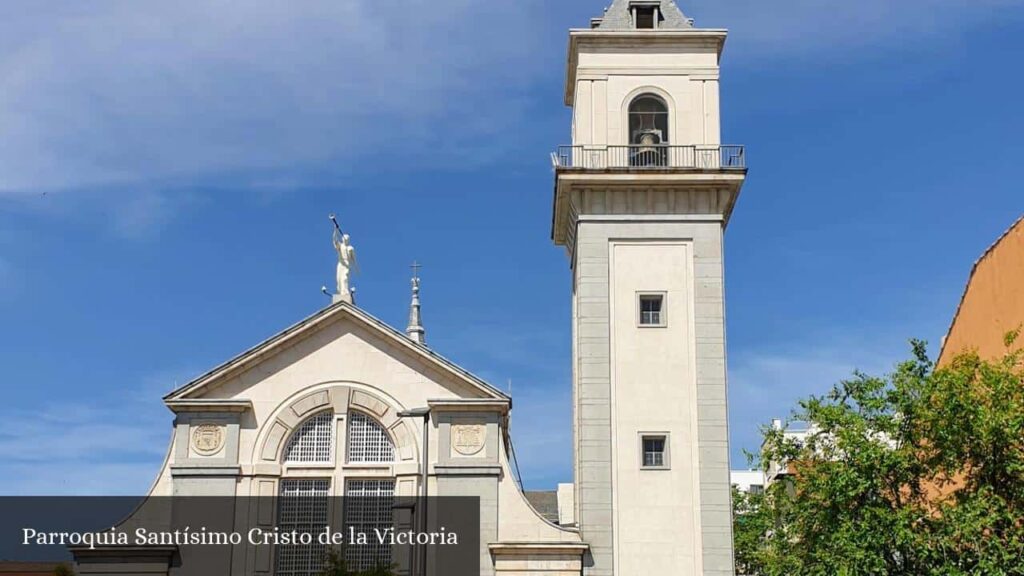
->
[524,491,560,524]
[595,0,693,30]
[164,300,510,403]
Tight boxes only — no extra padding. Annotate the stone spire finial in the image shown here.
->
[406,261,426,344]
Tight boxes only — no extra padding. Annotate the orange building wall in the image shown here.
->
[939,216,1024,366]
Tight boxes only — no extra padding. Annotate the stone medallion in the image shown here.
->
[451,424,486,456]
[192,424,225,456]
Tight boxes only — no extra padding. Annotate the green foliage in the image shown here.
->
[319,547,397,576]
[732,486,772,576]
[736,340,1024,575]
[53,564,74,576]
[319,548,350,576]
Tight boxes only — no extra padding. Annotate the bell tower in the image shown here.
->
[551,2,746,575]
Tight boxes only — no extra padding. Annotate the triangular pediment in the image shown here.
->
[164,301,509,404]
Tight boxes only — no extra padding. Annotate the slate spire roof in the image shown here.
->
[595,0,693,30]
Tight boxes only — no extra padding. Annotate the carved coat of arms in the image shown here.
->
[192,424,224,456]
[451,424,486,456]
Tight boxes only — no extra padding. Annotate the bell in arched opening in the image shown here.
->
[628,94,669,167]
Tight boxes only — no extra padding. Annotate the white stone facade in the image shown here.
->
[77,304,585,576]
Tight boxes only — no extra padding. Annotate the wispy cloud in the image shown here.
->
[0,368,190,495]
[728,332,914,465]
[692,0,1024,57]
[0,0,546,195]
[106,189,209,240]
[0,405,169,495]
[2,0,1020,199]
[1,462,168,497]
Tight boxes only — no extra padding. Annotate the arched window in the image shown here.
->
[628,94,669,167]
[346,412,395,463]
[272,401,398,576]
[629,94,669,145]
[283,411,334,463]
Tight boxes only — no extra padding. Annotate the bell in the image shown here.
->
[632,128,664,167]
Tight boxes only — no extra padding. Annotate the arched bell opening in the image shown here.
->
[628,94,669,167]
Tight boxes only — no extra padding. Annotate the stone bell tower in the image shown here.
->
[550,2,746,575]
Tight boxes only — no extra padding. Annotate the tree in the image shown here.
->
[736,338,1024,575]
[319,547,397,576]
[732,486,772,576]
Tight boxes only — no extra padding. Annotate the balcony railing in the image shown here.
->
[552,145,745,170]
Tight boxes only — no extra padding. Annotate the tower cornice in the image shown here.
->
[564,29,728,106]
[550,170,746,253]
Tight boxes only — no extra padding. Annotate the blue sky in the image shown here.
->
[1,0,1023,494]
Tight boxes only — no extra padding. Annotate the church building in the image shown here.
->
[74,1,746,575]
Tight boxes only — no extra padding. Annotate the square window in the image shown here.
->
[635,7,656,29]
[638,293,665,326]
[640,434,669,469]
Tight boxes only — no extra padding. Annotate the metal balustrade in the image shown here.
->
[552,145,745,170]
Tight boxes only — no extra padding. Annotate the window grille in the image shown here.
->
[347,412,396,463]
[276,478,330,576]
[639,294,664,326]
[283,411,334,463]
[642,436,666,467]
[345,479,396,571]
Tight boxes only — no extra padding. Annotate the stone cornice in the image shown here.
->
[164,399,253,413]
[551,170,746,249]
[169,465,242,477]
[576,66,720,80]
[427,398,511,413]
[488,542,589,555]
[565,28,728,105]
[434,464,503,476]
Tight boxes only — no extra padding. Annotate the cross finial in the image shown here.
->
[409,260,421,289]
[406,261,426,344]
